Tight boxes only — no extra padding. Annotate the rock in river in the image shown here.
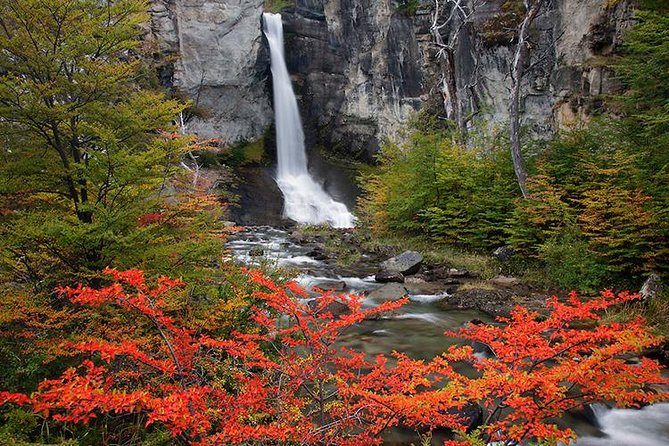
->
[249,247,264,257]
[374,271,405,283]
[380,251,423,276]
[312,280,347,291]
[367,283,408,302]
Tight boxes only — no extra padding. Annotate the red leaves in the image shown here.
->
[446,289,668,444]
[137,212,164,226]
[1,270,667,445]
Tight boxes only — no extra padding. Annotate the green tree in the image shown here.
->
[614,6,669,135]
[0,0,196,288]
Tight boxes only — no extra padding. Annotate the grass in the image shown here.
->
[264,0,294,13]
[457,281,498,292]
[361,233,500,279]
[241,138,265,164]
[604,290,669,339]
[297,223,502,277]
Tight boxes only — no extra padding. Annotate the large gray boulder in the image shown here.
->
[380,251,423,276]
[639,274,663,300]
[367,283,408,302]
[312,280,346,291]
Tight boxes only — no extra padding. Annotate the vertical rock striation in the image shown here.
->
[282,0,634,158]
[149,0,635,157]
[282,0,425,161]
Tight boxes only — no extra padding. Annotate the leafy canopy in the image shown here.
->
[0,269,666,445]
[0,0,202,288]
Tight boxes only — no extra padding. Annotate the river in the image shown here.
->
[226,226,669,445]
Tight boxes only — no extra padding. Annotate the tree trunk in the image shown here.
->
[509,0,544,198]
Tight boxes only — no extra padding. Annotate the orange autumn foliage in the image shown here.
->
[0,268,666,445]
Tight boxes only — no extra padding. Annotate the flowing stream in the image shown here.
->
[256,11,667,446]
[262,13,355,228]
[226,226,669,445]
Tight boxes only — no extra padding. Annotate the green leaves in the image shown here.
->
[0,0,198,289]
[359,126,517,250]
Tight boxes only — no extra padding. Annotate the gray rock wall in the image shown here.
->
[149,0,272,142]
[282,0,425,160]
[282,0,634,158]
[149,0,634,157]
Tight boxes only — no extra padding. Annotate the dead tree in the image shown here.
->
[508,0,546,198]
[430,0,486,136]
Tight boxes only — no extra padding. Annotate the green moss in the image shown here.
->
[223,136,268,167]
[264,0,294,13]
[397,0,420,16]
[477,0,524,46]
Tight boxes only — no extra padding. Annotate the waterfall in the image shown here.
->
[575,403,669,446]
[262,13,355,228]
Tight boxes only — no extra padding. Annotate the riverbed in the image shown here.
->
[226,226,669,446]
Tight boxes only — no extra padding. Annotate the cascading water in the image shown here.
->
[262,13,355,228]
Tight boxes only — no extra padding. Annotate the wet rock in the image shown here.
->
[367,283,408,302]
[444,287,515,317]
[249,247,264,257]
[222,220,238,228]
[644,341,669,367]
[403,281,447,295]
[447,403,483,433]
[288,230,309,244]
[639,273,663,300]
[380,251,423,276]
[404,275,428,284]
[444,284,549,317]
[307,298,349,317]
[492,246,515,262]
[312,280,346,291]
[306,246,329,261]
[375,271,405,283]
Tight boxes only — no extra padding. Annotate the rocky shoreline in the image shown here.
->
[284,225,555,318]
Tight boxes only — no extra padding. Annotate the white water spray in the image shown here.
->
[262,13,355,228]
[574,403,669,446]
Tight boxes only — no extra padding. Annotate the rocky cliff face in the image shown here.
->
[149,0,634,157]
[281,0,425,160]
[149,0,272,142]
[282,0,634,159]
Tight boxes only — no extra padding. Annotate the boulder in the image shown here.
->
[639,273,663,300]
[288,230,309,244]
[492,246,515,262]
[312,280,347,291]
[403,281,447,295]
[404,275,428,284]
[367,283,408,302]
[490,275,520,287]
[307,299,349,317]
[380,251,423,276]
[249,247,264,257]
[430,267,473,280]
[374,271,405,283]
[306,246,329,261]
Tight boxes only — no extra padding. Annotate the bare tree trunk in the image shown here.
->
[430,0,484,138]
[509,0,544,198]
